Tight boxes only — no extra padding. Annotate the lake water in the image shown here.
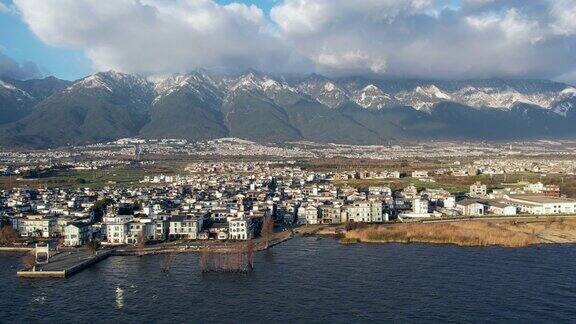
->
[1,237,576,323]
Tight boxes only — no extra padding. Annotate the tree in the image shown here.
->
[0,225,18,245]
[261,215,275,249]
[22,252,36,270]
[136,228,147,256]
[87,240,101,255]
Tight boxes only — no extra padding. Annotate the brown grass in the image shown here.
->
[344,218,576,247]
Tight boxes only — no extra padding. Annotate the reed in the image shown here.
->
[342,219,576,247]
[199,241,255,272]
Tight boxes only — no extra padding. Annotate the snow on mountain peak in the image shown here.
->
[0,79,17,91]
[561,87,576,97]
[353,84,392,109]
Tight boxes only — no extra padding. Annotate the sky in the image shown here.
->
[1,0,576,83]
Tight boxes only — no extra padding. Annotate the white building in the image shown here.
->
[470,182,487,198]
[104,214,133,245]
[297,205,318,225]
[64,222,92,247]
[169,215,204,240]
[228,217,254,240]
[344,201,383,223]
[21,214,57,238]
[456,200,486,216]
[504,195,576,215]
[412,198,429,214]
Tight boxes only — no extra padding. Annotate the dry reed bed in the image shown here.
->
[343,218,576,247]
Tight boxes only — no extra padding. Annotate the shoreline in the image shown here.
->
[338,218,576,248]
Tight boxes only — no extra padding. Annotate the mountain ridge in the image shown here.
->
[1,70,576,148]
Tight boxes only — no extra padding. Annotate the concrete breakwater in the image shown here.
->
[16,231,293,278]
[17,250,113,278]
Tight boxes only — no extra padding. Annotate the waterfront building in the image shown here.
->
[169,215,204,240]
[318,205,342,224]
[503,195,576,215]
[21,214,57,238]
[64,222,92,246]
[228,217,253,240]
[104,214,133,245]
[412,198,429,215]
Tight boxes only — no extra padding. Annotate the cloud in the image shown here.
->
[13,0,310,76]
[271,0,576,80]
[0,51,42,80]
[11,0,576,82]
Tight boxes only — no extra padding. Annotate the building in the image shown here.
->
[297,205,318,225]
[369,202,384,222]
[104,214,133,245]
[543,185,561,197]
[344,201,383,223]
[21,214,57,238]
[504,195,576,215]
[412,171,428,179]
[486,201,517,216]
[318,205,342,224]
[169,215,204,240]
[64,222,92,246]
[470,182,487,198]
[412,198,429,214]
[456,199,486,216]
[228,217,254,240]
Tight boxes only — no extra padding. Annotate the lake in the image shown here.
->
[1,237,576,323]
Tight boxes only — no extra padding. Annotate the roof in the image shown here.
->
[507,195,576,204]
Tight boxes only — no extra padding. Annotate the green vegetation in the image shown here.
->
[0,164,186,190]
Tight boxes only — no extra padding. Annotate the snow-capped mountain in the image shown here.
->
[352,84,393,109]
[293,75,349,108]
[2,70,576,148]
[153,72,224,107]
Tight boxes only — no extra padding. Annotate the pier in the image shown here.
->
[17,249,113,278]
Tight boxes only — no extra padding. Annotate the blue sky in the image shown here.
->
[0,0,89,80]
[0,0,279,80]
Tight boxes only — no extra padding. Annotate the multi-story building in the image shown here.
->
[104,214,133,245]
[228,217,254,240]
[64,222,92,246]
[169,215,204,240]
[297,205,319,225]
[21,214,57,238]
[412,198,429,214]
[504,195,576,215]
[318,205,342,224]
[470,182,487,198]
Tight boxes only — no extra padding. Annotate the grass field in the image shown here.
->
[332,172,576,196]
[0,164,186,190]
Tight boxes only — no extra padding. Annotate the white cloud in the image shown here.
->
[13,0,303,75]
[272,0,576,80]
[11,0,576,82]
[550,0,576,36]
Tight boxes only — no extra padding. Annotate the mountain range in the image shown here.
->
[1,70,576,148]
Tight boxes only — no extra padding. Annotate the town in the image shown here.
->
[3,139,576,276]
[1,159,576,249]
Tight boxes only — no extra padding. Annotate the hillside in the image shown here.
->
[1,71,576,148]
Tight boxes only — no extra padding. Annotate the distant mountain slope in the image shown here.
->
[1,70,576,148]
[0,76,71,125]
[0,72,153,147]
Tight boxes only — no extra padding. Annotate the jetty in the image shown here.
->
[15,230,293,278]
[17,249,113,278]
